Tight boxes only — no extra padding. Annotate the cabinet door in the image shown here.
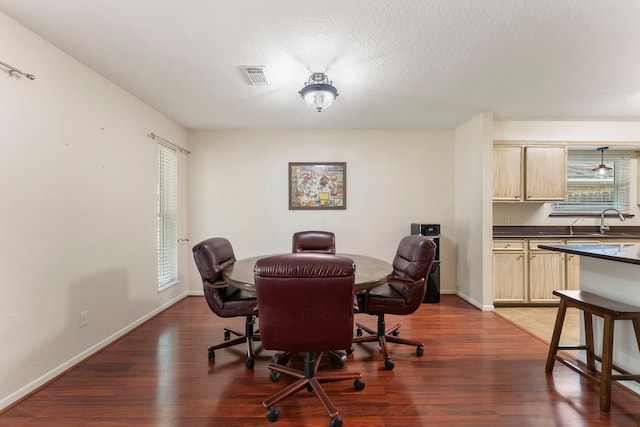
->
[564,239,598,290]
[529,251,564,302]
[493,146,522,201]
[524,146,567,201]
[493,252,526,302]
[565,253,580,290]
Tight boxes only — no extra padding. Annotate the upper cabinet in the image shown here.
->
[493,146,523,201]
[493,144,567,202]
[524,146,567,201]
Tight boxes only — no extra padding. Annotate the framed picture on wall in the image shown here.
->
[288,162,346,210]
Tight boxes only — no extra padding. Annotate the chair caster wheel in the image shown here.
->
[332,355,346,369]
[384,358,395,370]
[245,358,254,369]
[224,331,230,341]
[345,347,354,355]
[208,350,215,361]
[354,378,365,391]
[329,415,343,427]
[416,346,424,356]
[269,371,280,382]
[266,406,279,422]
[392,329,400,336]
[356,328,363,337]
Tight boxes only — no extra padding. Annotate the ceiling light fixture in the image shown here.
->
[592,146,613,178]
[299,72,338,112]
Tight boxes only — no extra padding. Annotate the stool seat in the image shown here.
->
[545,289,640,412]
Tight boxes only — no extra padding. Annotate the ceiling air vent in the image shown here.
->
[241,66,270,86]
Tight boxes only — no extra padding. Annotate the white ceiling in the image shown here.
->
[2,0,640,130]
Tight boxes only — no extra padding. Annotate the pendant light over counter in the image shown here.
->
[592,146,613,178]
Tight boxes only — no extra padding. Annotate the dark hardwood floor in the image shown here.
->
[2,295,639,426]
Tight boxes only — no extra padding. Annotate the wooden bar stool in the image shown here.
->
[545,289,640,412]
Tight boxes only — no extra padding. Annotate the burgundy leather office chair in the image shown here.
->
[254,253,364,426]
[351,235,436,370]
[292,230,336,254]
[192,237,260,368]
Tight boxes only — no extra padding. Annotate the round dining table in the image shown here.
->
[222,252,393,368]
[223,253,393,292]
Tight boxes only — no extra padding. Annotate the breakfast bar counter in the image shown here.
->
[538,243,640,394]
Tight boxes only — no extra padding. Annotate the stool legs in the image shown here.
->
[547,304,630,412]
[545,298,567,372]
[599,314,615,412]
[583,312,596,372]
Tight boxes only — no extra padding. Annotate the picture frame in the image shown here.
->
[289,162,346,210]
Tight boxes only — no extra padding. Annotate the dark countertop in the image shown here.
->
[493,225,640,239]
[537,243,640,266]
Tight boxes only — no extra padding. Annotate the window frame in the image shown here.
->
[551,151,631,215]
[157,144,178,291]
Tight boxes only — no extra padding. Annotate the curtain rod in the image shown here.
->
[147,132,190,154]
[0,60,35,80]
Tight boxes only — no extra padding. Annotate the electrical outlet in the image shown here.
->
[80,310,89,328]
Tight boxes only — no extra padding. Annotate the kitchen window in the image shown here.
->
[551,151,630,214]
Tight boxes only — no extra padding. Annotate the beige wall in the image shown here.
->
[187,129,457,294]
[454,113,494,309]
[0,12,188,409]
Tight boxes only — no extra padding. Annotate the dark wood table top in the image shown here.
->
[223,253,393,292]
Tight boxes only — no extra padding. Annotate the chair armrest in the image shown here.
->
[387,277,425,287]
[357,277,425,312]
[204,280,228,290]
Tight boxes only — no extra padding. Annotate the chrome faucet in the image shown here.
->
[569,217,583,236]
[600,208,625,233]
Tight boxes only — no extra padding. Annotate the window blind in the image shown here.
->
[552,152,630,214]
[157,144,178,289]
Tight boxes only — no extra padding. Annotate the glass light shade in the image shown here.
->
[593,146,612,178]
[593,164,612,179]
[299,74,339,112]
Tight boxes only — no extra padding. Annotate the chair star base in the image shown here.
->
[206,314,260,369]
[263,352,364,425]
[353,314,424,370]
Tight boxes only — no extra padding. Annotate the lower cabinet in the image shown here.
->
[493,251,526,303]
[565,240,596,290]
[494,237,639,305]
[528,240,564,303]
[493,240,526,304]
[493,238,573,305]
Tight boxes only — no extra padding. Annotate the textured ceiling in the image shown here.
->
[1,0,640,130]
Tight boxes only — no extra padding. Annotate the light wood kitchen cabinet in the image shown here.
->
[492,144,567,202]
[494,237,639,305]
[493,240,526,303]
[524,146,567,201]
[528,240,565,303]
[565,240,596,290]
[493,146,522,201]
[565,252,581,290]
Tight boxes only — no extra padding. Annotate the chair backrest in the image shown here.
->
[292,231,336,254]
[192,237,237,314]
[254,253,355,353]
[389,235,437,306]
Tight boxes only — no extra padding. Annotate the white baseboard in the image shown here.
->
[0,292,188,411]
[455,291,495,311]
